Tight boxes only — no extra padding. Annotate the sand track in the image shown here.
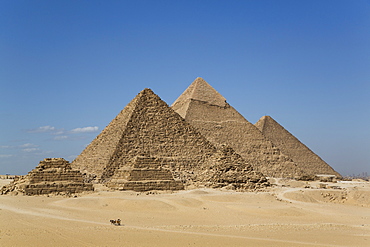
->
[0,181,369,246]
[0,198,351,247]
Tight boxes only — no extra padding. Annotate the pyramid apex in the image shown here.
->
[137,88,161,99]
[194,77,206,82]
[140,88,154,94]
[255,116,272,133]
[260,115,273,121]
[172,77,227,108]
[191,77,214,88]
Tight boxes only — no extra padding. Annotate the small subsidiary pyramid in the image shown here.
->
[255,116,341,177]
[106,156,184,192]
[1,158,93,195]
[72,88,267,190]
[172,78,307,178]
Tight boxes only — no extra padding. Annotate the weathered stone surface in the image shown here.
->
[72,88,267,190]
[255,116,341,177]
[71,93,139,182]
[198,146,268,190]
[1,158,93,195]
[107,156,184,192]
[172,78,306,179]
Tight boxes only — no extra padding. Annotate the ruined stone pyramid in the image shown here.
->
[1,158,93,195]
[172,77,307,178]
[106,156,184,192]
[198,145,268,190]
[72,88,267,190]
[255,116,341,177]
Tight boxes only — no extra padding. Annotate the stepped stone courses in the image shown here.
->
[172,78,307,179]
[1,158,93,195]
[72,88,267,191]
[255,116,341,177]
[106,156,184,191]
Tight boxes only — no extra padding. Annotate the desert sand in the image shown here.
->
[0,178,369,247]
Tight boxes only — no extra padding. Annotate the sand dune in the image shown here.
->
[0,179,369,246]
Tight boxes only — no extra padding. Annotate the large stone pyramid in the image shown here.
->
[255,116,341,177]
[72,88,267,190]
[1,158,93,195]
[172,77,307,178]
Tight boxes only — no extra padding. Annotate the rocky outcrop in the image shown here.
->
[1,158,93,195]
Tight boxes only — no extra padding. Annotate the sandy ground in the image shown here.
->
[0,178,369,247]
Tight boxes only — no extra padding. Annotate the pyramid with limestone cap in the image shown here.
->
[255,116,341,177]
[72,88,267,190]
[172,77,227,118]
[173,77,227,107]
[172,78,307,179]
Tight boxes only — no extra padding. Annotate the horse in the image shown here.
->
[110,219,121,226]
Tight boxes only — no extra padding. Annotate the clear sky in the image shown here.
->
[1,0,369,176]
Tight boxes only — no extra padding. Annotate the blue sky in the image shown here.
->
[1,0,369,176]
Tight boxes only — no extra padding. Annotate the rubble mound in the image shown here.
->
[1,158,93,195]
[199,146,269,190]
